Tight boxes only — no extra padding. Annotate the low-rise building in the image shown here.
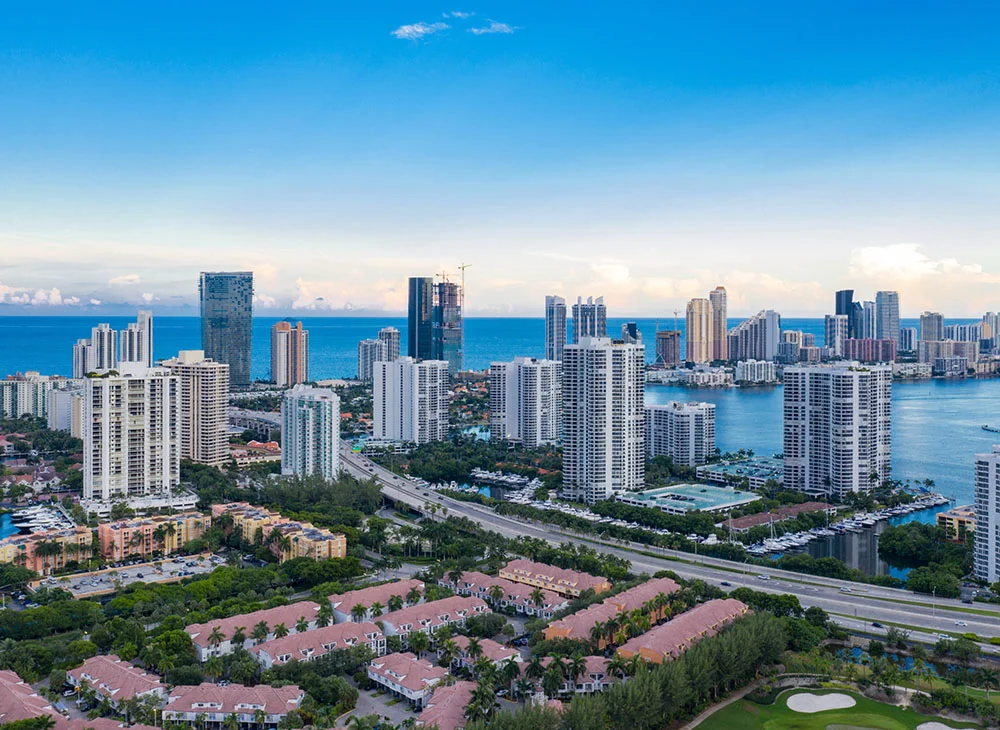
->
[892,362,933,379]
[499,559,611,598]
[416,680,476,730]
[616,599,749,664]
[329,578,425,623]
[937,505,976,541]
[720,502,836,533]
[696,457,784,489]
[445,636,520,672]
[541,655,619,695]
[67,655,165,708]
[0,525,93,576]
[97,511,210,561]
[211,502,346,563]
[366,652,448,709]
[443,571,568,619]
[163,683,304,730]
[379,596,490,640]
[251,622,385,669]
[186,602,322,661]
[734,360,778,384]
[0,669,60,723]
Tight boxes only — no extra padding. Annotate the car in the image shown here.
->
[962,598,974,604]
[757,574,771,581]
[955,620,968,627]
[839,587,852,592]
[872,622,883,628]
[496,689,509,697]
[423,492,430,496]
[720,581,732,587]
[937,633,951,640]
[63,689,76,697]
[136,572,144,578]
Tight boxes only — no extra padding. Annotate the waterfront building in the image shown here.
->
[200,271,253,387]
[875,291,900,344]
[983,312,999,351]
[726,310,781,362]
[899,327,918,352]
[937,505,975,541]
[709,286,728,361]
[696,456,784,489]
[163,684,304,730]
[270,321,309,386]
[571,296,607,343]
[488,357,561,448]
[725,502,834,532]
[621,321,641,344]
[934,356,970,376]
[47,386,84,436]
[823,314,849,357]
[358,338,386,382]
[945,323,983,342]
[1,372,76,420]
[562,337,645,504]
[378,326,401,362]
[161,351,230,466]
[83,363,180,506]
[685,298,713,363]
[373,357,449,443]
[734,359,778,383]
[544,295,567,361]
[783,362,892,498]
[918,340,979,364]
[644,401,715,467]
[499,559,611,597]
[72,323,118,377]
[892,362,933,378]
[842,338,897,363]
[0,525,93,575]
[654,330,681,368]
[974,446,1000,584]
[119,310,154,367]
[615,483,759,515]
[408,277,435,360]
[97,511,211,561]
[919,311,945,342]
[281,385,340,480]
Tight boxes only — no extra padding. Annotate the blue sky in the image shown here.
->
[2,1,1000,316]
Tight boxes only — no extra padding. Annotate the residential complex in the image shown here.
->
[571,296,607,343]
[67,655,165,708]
[616,598,749,664]
[200,271,254,388]
[842,338,897,364]
[488,357,561,447]
[163,684,304,730]
[47,385,85,436]
[379,326,401,362]
[974,446,1000,584]
[919,311,945,342]
[211,502,347,565]
[499,559,611,597]
[373,357,450,443]
[937,504,976,540]
[1,372,76,420]
[444,570,568,619]
[358,338,387,382]
[252,622,385,669]
[417,681,476,730]
[281,385,341,480]
[0,525,93,575]
[367,653,447,709]
[727,310,780,363]
[645,401,715,467]
[97,511,210,561]
[378,596,491,639]
[445,636,519,671]
[734,359,778,384]
[783,362,892,497]
[562,337,645,503]
[119,311,154,367]
[544,294,567,361]
[270,320,309,386]
[161,350,230,466]
[72,323,118,378]
[186,600,323,660]
[328,578,425,623]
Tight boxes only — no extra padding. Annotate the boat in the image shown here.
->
[983,425,1000,433]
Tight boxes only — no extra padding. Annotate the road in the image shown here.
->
[341,443,1000,650]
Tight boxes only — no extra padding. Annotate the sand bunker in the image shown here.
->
[915,724,958,730]
[785,692,857,713]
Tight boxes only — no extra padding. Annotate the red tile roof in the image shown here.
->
[381,596,489,634]
[164,683,304,716]
[0,670,58,724]
[544,576,680,642]
[500,559,610,595]
[329,579,425,613]
[249,622,383,666]
[186,602,321,648]
[368,653,448,693]
[67,655,164,702]
[450,571,567,612]
[416,680,476,730]
[617,599,749,662]
[451,636,519,664]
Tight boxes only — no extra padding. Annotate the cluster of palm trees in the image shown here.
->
[587,592,686,650]
[348,586,423,623]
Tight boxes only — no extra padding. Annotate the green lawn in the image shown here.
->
[697,689,979,730]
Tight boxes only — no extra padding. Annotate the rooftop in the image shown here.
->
[186,601,320,648]
[165,683,304,716]
[617,599,749,661]
[329,578,425,612]
[618,484,760,513]
[697,457,784,480]
[451,636,519,664]
[249,622,383,665]
[368,652,448,693]
[500,559,610,595]
[0,670,57,724]
[67,655,164,701]
[416,681,476,730]
[381,596,489,632]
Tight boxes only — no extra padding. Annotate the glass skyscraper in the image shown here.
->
[200,271,253,388]
[408,277,435,361]
[407,275,463,375]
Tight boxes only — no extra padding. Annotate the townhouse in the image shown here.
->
[366,653,448,709]
[163,684,304,730]
[444,571,568,619]
[0,669,59,723]
[97,511,210,561]
[379,596,491,641]
[250,622,385,669]
[186,602,322,661]
[541,655,619,695]
[616,598,749,664]
[445,636,520,672]
[67,655,165,708]
[329,578,425,623]
[498,559,611,598]
[416,680,477,730]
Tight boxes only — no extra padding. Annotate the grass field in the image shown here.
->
[696,689,980,730]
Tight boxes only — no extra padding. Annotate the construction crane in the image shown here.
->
[673,309,680,332]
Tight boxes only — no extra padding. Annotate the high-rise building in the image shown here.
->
[824,314,849,357]
[835,290,854,317]
[562,337,645,504]
[875,291,900,344]
[654,330,681,368]
[919,311,945,342]
[83,363,180,504]
[434,280,464,374]
[488,357,561,448]
[860,301,876,339]
[48,387,85,437]
[735,359,778,383]
[918,340,979,364]
[783,362,892,498]
[726,310,781,362]
[200,272,254,387]
[408,277,435,361]
[685,298,713,364]
[378,327,401,362]
[373,357,449,443]
[842,339,897,364]
[571,296,607,343]
[271,321,309,387]
[161,350,230,466]
[899,327,918,352]
[620,322,641,344]
[357,339,386,383]
[120,311,154,367]
[709,286,728,361]
[1,372,75,420]
[944,323,982,343]
[983,312,999,351]
[973,446,1000,585]
[281,385,341,480]
[645,401,716,467]
[544,295,567,361]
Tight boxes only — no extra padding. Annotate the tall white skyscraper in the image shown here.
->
[571,296,606,343]
[281,385,341,480]
[899,327,918,352]
[727,310,781,362]
[974,446,1000,585]
[161,350,230,466]
[709,286,728,362]
[271,321,309,387]
[562,337,645,504]
[860,300,877,339]
[83,363,180,504]
[545,295,567,361]
[645,401,716,467]
[373,357,449,443]
[120,310,154,366]
[824,314,849,357]
[72,323,118,377]
[358,339,386,383]
[0,372,72,420]
[488,357,561,448]
[378,327,401,362]
[783,362,892,498]
[875,291,900,344]
[685,298,713,364]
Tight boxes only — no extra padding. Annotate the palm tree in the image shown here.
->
[388,595,404,613]
[448,567,464,585]
[466,637,483,661]
[514,677,534,706]
[607,654,628,679]
[351,603,368,622]
[208,627,225,650]
[252,621,270,643]
[231,626,247,648]
[406,586,422,605]
[438,638,459,668]
[253,709,266,730]
[530,588,545,609]
[408,630,430,658]
[979,667,999,700]
[487,584,504,608]
[568,654,587,688]
[525,655,545,682]
[295,616,309,633]
[204,657,223,683]
[317,604,333,627]
[499,657,521,693]
[273,622,289,639]
[223,714,239,730]
[370,601,385,618]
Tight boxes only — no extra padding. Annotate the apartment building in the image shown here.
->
[443,571,568,619]
[160,351,230,467]
[615,598,749,664]
[97,511,210,561]
[499,559,612,598]
[186,601,322,661]
[367,653,448,709]
[163,683,304,730]
[488,357,561,447]
[67,655,165,708]
[251,622,385,669]
[644,401,716,467]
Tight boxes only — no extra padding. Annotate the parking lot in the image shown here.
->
[31,553,224,598]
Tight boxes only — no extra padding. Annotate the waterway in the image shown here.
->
[0,513,20,540]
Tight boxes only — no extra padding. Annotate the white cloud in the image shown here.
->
[469,20,516,35]
[108,273,141,286]
[64,296,80,305]
[31,288,64,305]
[391,21,450,40]
[89,298,102,306]
[253,293,278,308]
[445,11,474,18]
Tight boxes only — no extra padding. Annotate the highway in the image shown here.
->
[340,443,1000,650]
